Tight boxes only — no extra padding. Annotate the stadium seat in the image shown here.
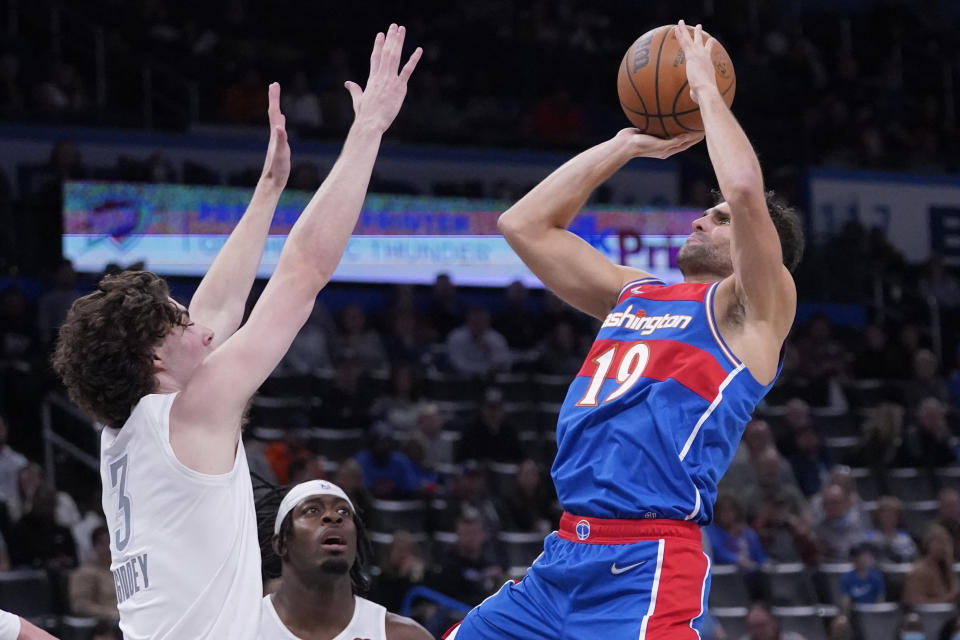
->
[708,565,750,608]
[914,603,957,639]
[367,499,428,533]
[711,606,749,640]
[496,531,545,568]
[851,467,881,501]
[811,407,859,438]
[0,569,53,617]
[488,461,520,496]
[532,374,571,404]
[823,436,861,464]
[903,500,940,538]
[493,373,536,403]
[57,616,98,640]
[816,562,854,606]
[366,530,429,565]
[536,402,561,433]
[888,468,936,502]
[426,372,483,402]
[308,428,364,462]
[764,563,818,605]
[771,605,836,640]
[248,396,311,430]
[852,603,900,640]
[258,374,317,399]
[432,531,459,559]
[878,562,912,602]
[936,467,960,494]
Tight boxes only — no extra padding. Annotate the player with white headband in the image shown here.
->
[262,479,433,640]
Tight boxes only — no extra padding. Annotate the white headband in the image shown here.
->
[274,480,355,535]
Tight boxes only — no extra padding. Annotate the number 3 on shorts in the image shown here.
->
[109,454,132,551]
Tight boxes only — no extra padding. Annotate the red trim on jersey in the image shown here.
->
[640,539,710,639]
[619,282,711,305]
[558,512,700,544]
[617,278,667,305]
[441,622,460,639]
[575,339,730,402]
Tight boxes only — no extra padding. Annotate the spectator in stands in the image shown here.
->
[898,397,957,468]
[413,402,453,469]
[705,493,767,600]
[263,430,313,485]
[853,404,904,484]
[368,530,428,612]
[332,458,373,520]
[788,426,831,497]
[809,466,870,532]
[91,620,122,640]
[385,312,431,366]
[286,455,324,485]
[838,544,886,612]
[828,615,854,640]
[33,62,86,114]
[428,273,465,338]
[439,461,501,535]
[494,281,539,350]
[68,525,118,620]
[753,492,819,565]
[37,259,80,347]
[402,433,440,496]
[276,303,334,374]
[724,418,795,492]
[336,304,388,375]
[853,325,901,380]
[281,71,322,131]
[317,353,372,430]
[902,523,959,606]
[0,416,26,509]
[815,484,868,562]
[9,462,80,527]
[354,422,420,499]
[71,489,106,563]
[777,398,819,458]
[536,321,586,376]
[446,307,511,377]
[0,530,9,570]
[863,496,918,563]
[904,349,950,411]
[742,449,808,525]
[739,602,806,640]
[8,486,76,570]
[427,512,503,606]
[456,387,525,464]
[498,459,559,533]
[937,488,960,562]
[372,364,423,432]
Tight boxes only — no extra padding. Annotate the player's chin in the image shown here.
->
[319,558,352,575]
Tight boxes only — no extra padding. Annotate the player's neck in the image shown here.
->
[682,273,723,284]
[273,571,355,632]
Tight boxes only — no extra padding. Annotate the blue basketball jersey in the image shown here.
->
[551,278,781,525]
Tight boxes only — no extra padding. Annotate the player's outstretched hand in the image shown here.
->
[345,24,423,134]
[675,20,719,105]
[615,128,703,159]
[259,82,290,191]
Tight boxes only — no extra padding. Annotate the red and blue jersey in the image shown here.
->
[551,278,780,525]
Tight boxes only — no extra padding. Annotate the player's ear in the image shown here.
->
[272,532,285,558]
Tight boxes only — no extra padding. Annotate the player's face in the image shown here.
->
[676,202,734,279]
[153,300,214,386]
[287,495,357,577]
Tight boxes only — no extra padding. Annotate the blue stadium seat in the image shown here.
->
[708,565,750,608]
[772,605,835,640]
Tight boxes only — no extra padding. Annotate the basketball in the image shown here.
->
[617,24,736,139]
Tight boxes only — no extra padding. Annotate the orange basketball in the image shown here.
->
[617,24,736,139]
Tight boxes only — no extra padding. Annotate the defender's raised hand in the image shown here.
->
[260,82,290,191]
[675,20,720,105]
[344,24,423,133]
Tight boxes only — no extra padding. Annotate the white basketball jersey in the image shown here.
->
[260,594,387,640]
[100,393,262,640]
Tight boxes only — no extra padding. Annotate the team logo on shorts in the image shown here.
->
[576,519,591,540]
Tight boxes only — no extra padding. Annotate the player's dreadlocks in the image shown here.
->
[252,472,373,594]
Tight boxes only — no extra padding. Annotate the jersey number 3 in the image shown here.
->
[109,455,132,551]
[576,342,650,406]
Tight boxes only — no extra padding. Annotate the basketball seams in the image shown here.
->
[653,27,670,138]
[622,51,649,132]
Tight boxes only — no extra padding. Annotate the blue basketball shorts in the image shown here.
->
[444,513,712,640]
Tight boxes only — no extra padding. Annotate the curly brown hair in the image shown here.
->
[52,271,189,428]
[711,189,805,272]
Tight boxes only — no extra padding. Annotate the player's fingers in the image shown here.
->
[705,38,717,56]
[344,81,363,114]
[695,24,704,46]
[381,23,400,72]
[369,31,386,75]
[399,46,423,83]
[267,82,282,125]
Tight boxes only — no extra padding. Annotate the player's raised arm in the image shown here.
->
[170,24,422,473]
[675,21,796,334]
[497,130,700,319]
[188,82,290,348]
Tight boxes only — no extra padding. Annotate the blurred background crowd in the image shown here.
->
[1,0,960,638]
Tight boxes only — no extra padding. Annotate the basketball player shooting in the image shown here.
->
[447,21,803,640]
[260,480,432,640]
[52,24,421,639]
